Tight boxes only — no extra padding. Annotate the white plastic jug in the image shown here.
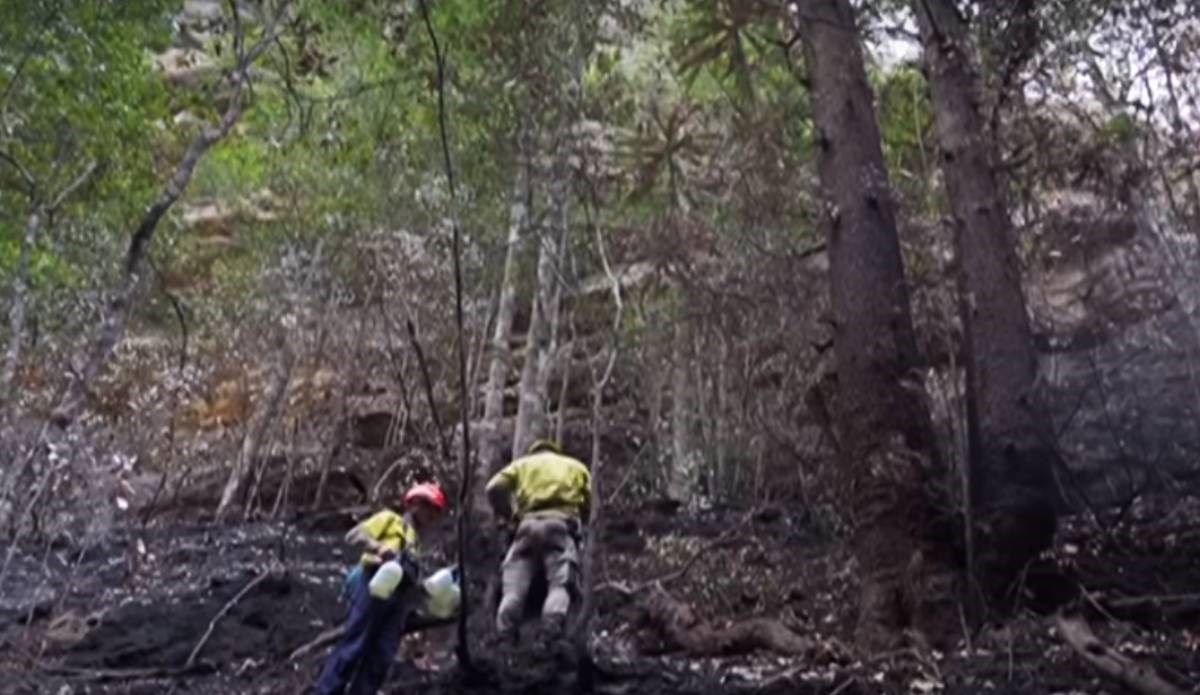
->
[368,559,405,599]
[422,566,461,619]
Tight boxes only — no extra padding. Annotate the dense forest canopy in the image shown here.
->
[1,0,1199,693]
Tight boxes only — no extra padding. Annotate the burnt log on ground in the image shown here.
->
[631,582,815,657]
[1054,611,1185,695]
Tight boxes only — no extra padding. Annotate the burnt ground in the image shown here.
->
[0,496,1197,694]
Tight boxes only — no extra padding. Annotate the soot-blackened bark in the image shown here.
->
[914,0,1057,612]
[796,0,959,650]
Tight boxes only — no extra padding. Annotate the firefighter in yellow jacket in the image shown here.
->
[485,439,590,642]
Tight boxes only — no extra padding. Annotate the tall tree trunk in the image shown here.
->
[913,0,1057,611]
[474,168,529,516]
[534,177,568,437]
[796,0,959,650]
[512,172,565,457]
[667,315,698,503]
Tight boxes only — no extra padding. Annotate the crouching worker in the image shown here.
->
[485,440,590,643]
[314,482,447,695]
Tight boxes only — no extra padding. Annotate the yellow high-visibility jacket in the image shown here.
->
[485,451,591,519]
[355,509,419,566]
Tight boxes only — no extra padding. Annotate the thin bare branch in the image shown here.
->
[405,318,452,461]
[185,569,273,668]
[47,159,96,211]
[415,0,473,669]
[0,149,36,195]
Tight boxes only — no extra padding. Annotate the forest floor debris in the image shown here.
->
[0,497,1197,693]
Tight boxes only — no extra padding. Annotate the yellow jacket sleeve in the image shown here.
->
[486,461,519,494]
[356,510,418,564]
[359,510,398,541]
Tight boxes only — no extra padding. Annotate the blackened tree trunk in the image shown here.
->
[796,0,960,650]
[913,0,1057,612]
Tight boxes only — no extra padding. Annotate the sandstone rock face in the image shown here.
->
[1029,192,1200,500]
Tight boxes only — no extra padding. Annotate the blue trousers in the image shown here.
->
[314,567,414,695]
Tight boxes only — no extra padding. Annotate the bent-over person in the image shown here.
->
[314,482,447,695]
[485,439,590,643]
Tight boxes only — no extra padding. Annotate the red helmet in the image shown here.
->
[404,482,447,511]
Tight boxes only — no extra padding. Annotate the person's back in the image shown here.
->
[485,440,590,643]
[495,450,590,519]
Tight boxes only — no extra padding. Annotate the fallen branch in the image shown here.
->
[41,663,213,682]
[288,611,459,661]
[289,625,342,661]
[637,583,814,657]
[185,570,272,668]
[590,517,820,660]
[595,520,750,597]
[1054,611,1184,695]
[1106,593,1200,610]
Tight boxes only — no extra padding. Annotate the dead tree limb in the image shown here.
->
[415,0,473,670]
[567,170,624,651]
[185,570,272,669]
[371,456,407,503]
[288,612,458,661]
[221,238,325,522]
[1107,593,1200,610]
[1054,611,1184,695]
[590,519,811,659]
[289,625,344,661]
[637,583,814,657]
[312,418,348,509]
[405,318,451,461]
[215,331,293,522]
[0,149,36,191]
[50,3,288,428]
[40,664,213,682]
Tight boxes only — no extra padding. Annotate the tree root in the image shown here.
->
[1054,611,1184,695]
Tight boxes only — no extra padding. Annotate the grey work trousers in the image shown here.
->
[496,511,579,637]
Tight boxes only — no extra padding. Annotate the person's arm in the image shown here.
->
[485,465,517,521]
[346,513,399,559]
[486,481,514,521]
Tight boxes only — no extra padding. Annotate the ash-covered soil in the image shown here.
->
[0,497,1197,694]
